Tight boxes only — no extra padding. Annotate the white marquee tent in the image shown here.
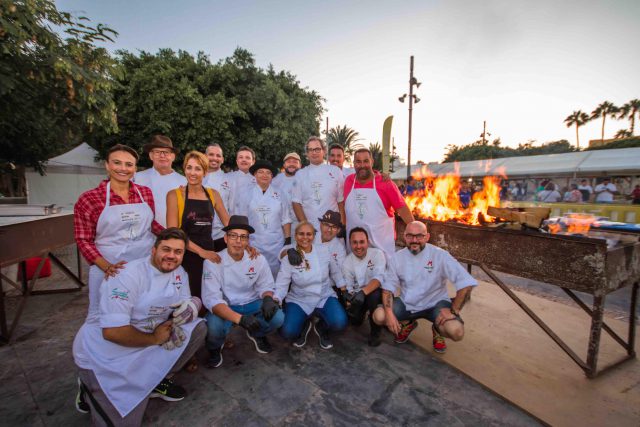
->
[26,143,106,208]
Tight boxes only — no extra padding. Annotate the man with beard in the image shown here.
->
[203,143,234,251]
[273,152,302,231]
[328,144,354,177]
[344,148,414,260]
[382,221,477,353]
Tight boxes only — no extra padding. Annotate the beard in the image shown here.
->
[409,243,425,255]
[285,166,298,176]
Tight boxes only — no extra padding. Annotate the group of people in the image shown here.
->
[72,135,477,426]
[535,178,620,203]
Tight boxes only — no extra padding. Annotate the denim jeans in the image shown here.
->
[392,298,452,323]
[205,299,284,350]
[279,296,347,340]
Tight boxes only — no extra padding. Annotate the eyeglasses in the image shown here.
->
[255,169,272,176]
[405,233,426,240]
[321,222,340,230]
[307,147,323,153]
[151,150,172,157]
[227,232,249,241]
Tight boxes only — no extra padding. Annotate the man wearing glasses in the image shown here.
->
[292,136,345,243]
[382,221,477,354]
[202,215,284,368]
[134,135,187,227]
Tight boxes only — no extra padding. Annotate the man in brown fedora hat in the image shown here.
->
[135,135,186,227]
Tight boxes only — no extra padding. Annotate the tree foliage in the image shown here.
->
[584,136,640,151]
[326,125,361,162]
[590,101,619,141]
[563,110,590,149]
[443,138,576,163]
[0,0,118,171]
[90,48,323,169]
[617,99,640,135]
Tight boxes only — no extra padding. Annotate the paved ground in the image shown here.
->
[0,253,541,426]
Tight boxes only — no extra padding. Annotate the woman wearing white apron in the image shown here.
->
[247,160,292,278]
[74,145,161,325]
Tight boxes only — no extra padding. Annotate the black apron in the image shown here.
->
[180,186,215,299]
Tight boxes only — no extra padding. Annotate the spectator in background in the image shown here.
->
[536,182,562,203]
[577,179,593,203]
[459,181,472,208]
[563,184,582,203]
[403,178,416,196]
[630,185,640,205]
[594,178,618,204]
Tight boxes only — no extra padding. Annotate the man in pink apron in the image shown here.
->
[73,228,205,426]
[344,148,414,261]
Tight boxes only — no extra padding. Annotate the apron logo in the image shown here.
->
[203,271,212,280]
[311,182,322,205]
[425,260,434,273]
[110,288,129,301]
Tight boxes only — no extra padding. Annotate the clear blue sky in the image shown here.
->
[58,0,640,163]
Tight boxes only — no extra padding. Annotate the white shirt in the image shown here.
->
[134,168,187,227]
[537,190,561,203]
[273,172,297,228]
[342,247,386,294]
[322,237,346,287]
[202,250,274,309]
[594,183,617,203]
[227,170,256,216]
[292,163,344,232]
[578,184,593,194]
[274,243,345,314]
[384,245,477,313]
[203,169,233,239]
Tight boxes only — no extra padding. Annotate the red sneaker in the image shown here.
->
[394,320,418,344]
[432,324,447,353]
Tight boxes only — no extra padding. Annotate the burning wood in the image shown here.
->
[486,206,550,229]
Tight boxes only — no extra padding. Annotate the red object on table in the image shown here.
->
[19,257,52,281]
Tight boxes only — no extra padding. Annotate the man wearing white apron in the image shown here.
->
[344,148,414,261]
[272,152,302,232]
[292,136,345,243]
[73,228,206,426]
[74,145,162,326]
[246,160,292,278]
[134,135,187,227]
[382,221,477,354]
[227,145,257,216]
[203,143,234,251]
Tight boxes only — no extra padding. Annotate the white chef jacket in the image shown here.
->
[227,170,256,216]
[203,169,233,239]
[595,183,617,203]
[274,243,345,314]
[383,245,477,313]
[134,168,186,227]
[342,247,386,294]
[273,172,298,231]
[291,164,344,238]
[322,237,346,287]
[73,257,200,417]
[202,250,275,309]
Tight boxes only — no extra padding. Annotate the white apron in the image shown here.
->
[247,185,288,278]
[345,177,396,260]
[75,262,201,417]
[87,182,156,324]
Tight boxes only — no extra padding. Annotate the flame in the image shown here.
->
[547,213,595,235]
[404,163,503,225]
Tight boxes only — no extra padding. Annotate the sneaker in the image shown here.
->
[293,319,312,348]
[206,343,224,369]
[150,378,185,402]
[432,324,447,354]
[246,331,273,354]
[75,378,90,414]
[313,323,333,350]
[394,320,418,344]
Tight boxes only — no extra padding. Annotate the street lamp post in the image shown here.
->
[398,55,421,181]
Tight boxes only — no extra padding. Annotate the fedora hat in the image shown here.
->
[249,160,278,176]
[143,135,179,154]
[222,215,255,234]
[318,210,341,227]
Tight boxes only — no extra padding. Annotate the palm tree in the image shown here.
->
[368,142,383,170]
[614,129,632,139]
[617,99,640,135]
[564,110,590,149]
[591,101,619,142]
[326,125,362,162]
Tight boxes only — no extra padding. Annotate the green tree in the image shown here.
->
[326,125,362,162]
[368,142,383,170]
[617,99,640,135]
[614,129,632,139]
[590,101,619,142]
[0,0,118,171]
[563,110,590,149]
[443,138,576,162]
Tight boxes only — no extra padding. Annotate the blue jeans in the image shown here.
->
[205,299,284,350]
[279,297,347,340]
[392,298,452,323]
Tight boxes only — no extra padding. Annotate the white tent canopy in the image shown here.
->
[26,143,106,208]
[391,147,640,180]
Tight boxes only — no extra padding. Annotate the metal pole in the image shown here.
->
[482,120,487,144]
[406,55,414,181]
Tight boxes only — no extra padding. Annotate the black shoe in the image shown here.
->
[150,378,185,402]
[75,378,90,414]
[368,331,382,347]
[246,331,273,354]
[313,323,333,350]
[293,319,312,348]
[206,343,224,368]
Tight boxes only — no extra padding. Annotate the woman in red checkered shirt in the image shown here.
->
[74,144,164,324]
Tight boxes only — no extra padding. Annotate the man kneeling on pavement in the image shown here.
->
[340,227,386,347]
[72,228,206,426]
[381,221,477,353]
[202,215,284,368]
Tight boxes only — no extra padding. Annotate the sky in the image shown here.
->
[57,0,640,164]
